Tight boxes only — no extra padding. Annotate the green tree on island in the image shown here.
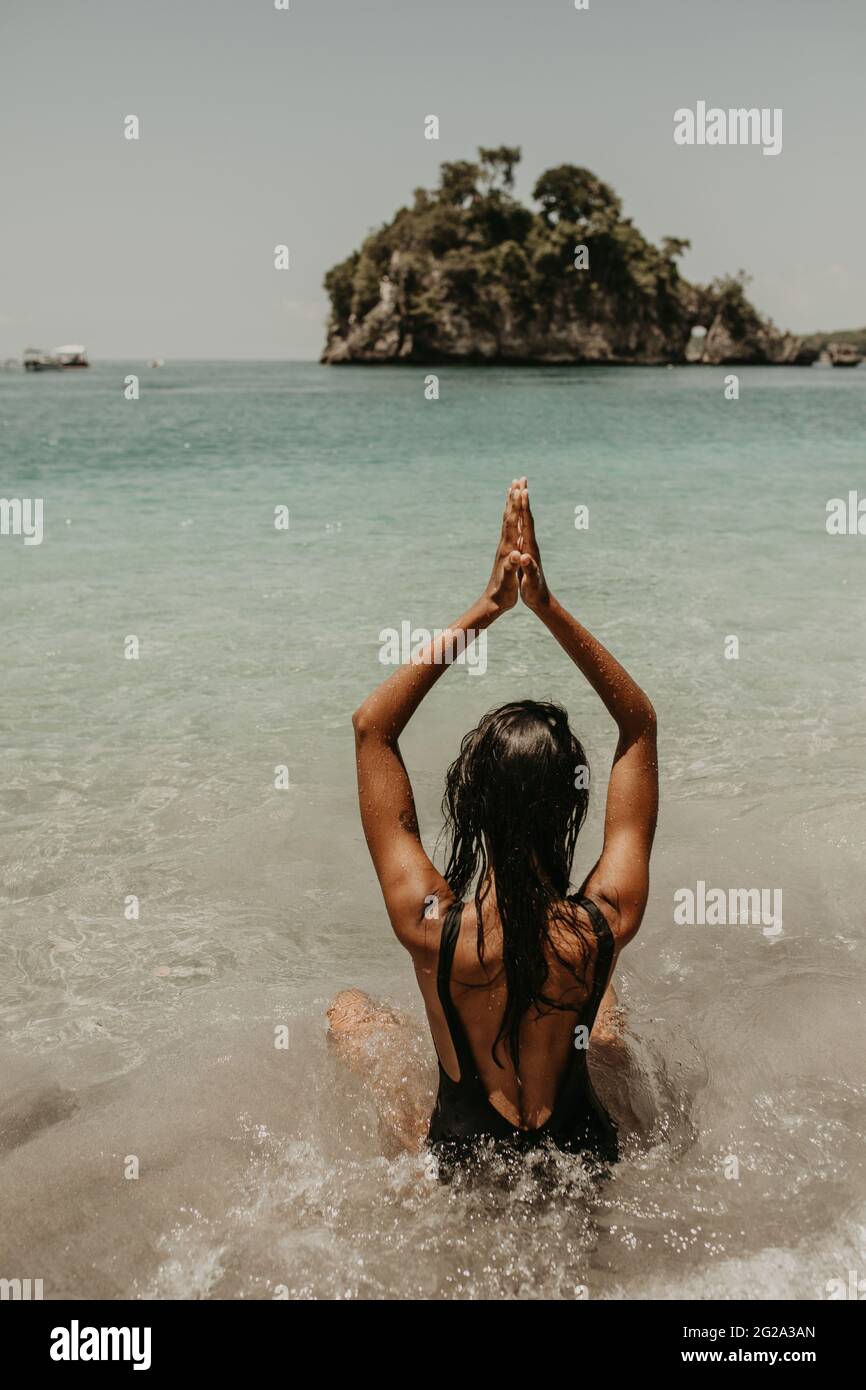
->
[322,148,810,366]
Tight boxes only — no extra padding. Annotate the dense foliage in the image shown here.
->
[322,147,798,364]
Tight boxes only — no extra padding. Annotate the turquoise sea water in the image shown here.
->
[1,361,864,1299]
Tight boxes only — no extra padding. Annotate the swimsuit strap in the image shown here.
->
[573,895,615,1022]
[436,900,479,1082]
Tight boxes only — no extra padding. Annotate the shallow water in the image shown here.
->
[1,361,864,1299]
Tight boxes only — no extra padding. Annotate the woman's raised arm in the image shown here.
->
[352,486,523,946]
[516,482,658,945]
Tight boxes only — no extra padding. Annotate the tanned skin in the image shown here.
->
[332,480,658,1144]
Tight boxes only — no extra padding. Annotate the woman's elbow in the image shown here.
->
[352,705,395,746]
[623,697,656,740]
[352,706,384,742]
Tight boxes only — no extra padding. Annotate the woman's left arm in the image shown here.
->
[352,486,522,947]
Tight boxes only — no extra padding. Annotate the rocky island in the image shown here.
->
[322,147,817,367]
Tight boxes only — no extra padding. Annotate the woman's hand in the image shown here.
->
[482,484,523,616]
[515,479,551,612]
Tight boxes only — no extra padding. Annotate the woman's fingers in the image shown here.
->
[519,482,539,558]
[507,484,519,540]
[520,553,540,581]
[501,484,511,537]
[502,482,520,550]
[511,477,526,551]
[518,551,549,610]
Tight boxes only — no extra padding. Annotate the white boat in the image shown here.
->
[24,344,89,371]
[827,341,863,368]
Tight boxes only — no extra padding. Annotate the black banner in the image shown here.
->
[4,1298,858,1374]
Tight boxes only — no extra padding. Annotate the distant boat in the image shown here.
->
[149,359,165,368]
[827,341,862,368]
[24,344,89,371]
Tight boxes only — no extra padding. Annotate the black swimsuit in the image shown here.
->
[427,895,619,1167]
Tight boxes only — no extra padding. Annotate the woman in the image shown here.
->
[331,479,657,1170]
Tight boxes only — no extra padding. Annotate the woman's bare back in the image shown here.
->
[415,895,612,1131]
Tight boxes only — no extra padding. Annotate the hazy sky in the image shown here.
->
[1,0,863,359]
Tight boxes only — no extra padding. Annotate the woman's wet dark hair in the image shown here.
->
[441,699,591,1067]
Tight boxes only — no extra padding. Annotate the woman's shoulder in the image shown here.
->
[556,894,617,963]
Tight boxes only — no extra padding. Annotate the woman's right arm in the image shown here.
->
[515,482,658,944]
